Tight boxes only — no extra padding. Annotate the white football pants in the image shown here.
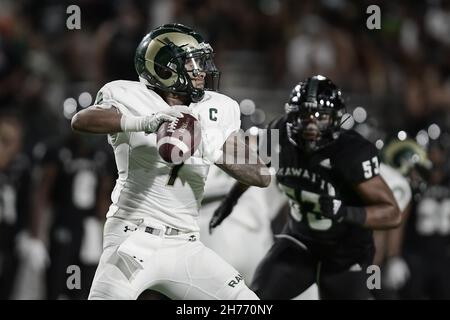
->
[88,217,258,300]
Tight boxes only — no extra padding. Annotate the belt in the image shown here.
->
[145,226,180,236]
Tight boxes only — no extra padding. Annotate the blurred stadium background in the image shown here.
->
[0,0,449,299]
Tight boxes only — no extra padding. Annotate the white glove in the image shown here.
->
[383,256,410,290]
[16,232,50,271]
[147,109,185,133]
[120,109,184,134]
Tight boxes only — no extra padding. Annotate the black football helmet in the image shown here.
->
[285,75,346,152]
[135,23,220,102]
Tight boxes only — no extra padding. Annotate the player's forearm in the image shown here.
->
[386,205,410,257]
[226,181,250,203]
[208,181,251,232]
[218,134,271,187]
[352,176,402,230]
[71,106,122,134]
[363,202,401,230]
[216,162,271,187]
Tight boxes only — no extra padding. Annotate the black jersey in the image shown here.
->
[404,177,450,257]
[0,154,32,248]
[40,140,110,227]
[267,116,380,261]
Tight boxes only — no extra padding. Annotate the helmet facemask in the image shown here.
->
[178,42,220,102]
[285,76,345,153]
[135,24,220,103]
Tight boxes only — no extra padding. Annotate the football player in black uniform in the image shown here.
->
[400,138,450,299]
[0,115,32,299]
[210,75,401,299]
[30,133,114,299]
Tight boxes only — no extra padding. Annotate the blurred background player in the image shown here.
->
[398,136,450,299]
[372,138,432,299]
[29,132,114,299]
[0,114,32,299]
[211,75,401,299]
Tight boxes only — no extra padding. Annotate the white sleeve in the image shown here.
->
[94,82,138,117]
[392,178,412,212]
[200,97,241,163]
[93,82,131,146]
[380,164,412,212]
[222,99,241,142]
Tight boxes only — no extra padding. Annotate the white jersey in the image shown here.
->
[201,165,284,229]
[199,165,285,282]
[96,80,241,232]
[380,163,412,212]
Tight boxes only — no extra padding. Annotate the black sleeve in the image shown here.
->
[334,132,380,185]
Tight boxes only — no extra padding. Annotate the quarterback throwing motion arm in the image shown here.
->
[72,107,270,188]
[71,105,182,134]
[216,134,270,187]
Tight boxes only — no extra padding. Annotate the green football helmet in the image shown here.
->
[135,23,219,102]
[382,138,432,191]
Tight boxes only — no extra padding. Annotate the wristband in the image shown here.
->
[120,114,150,132]
[343,206,367,226]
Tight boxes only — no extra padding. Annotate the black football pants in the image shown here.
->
[251,236,373,300]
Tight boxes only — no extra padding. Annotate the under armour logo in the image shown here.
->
[124,226,137,233]
[188,235,197,242]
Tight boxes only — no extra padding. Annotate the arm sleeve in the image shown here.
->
[94,83,132,116]
[336,137,381,185]
[200,98,241,163]
[93,83,132,146]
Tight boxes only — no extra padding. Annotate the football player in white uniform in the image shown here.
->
[71,23,270,300]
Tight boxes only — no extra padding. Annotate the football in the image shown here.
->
[156,112,202,164]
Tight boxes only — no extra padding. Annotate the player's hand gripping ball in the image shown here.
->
[157,112,202,164]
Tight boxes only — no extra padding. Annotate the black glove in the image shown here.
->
[209,182,249,234]
[209,197,237,234]
[319,195,366,226]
